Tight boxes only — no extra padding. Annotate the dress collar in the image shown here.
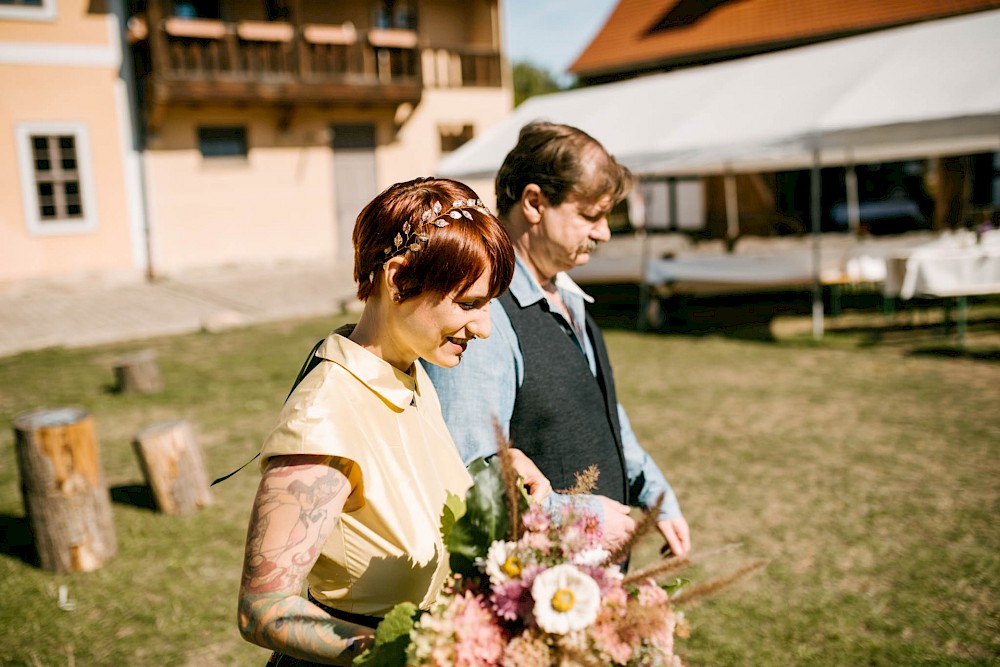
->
[317,325,418,411]
[508,255,595,308]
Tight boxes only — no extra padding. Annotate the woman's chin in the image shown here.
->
[423,352,462,369]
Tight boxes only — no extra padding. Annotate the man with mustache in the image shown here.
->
[425,121,690,557]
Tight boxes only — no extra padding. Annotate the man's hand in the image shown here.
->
[596,496,636,550]
[656,516,691,558]
[506,448,552,502]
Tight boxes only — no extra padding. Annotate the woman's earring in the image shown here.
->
[391,292,401,304]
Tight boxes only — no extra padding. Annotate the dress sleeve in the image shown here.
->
[259,361,367,512]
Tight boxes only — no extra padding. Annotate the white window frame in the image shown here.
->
[0,0,57,22]
[15,122,98,236]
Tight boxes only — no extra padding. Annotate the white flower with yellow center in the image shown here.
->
[531,564,601,634]
[485,540,523,585]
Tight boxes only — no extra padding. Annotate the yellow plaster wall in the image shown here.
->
[144,111,338,274]
[0,0,112,45]
[0,64,135,284]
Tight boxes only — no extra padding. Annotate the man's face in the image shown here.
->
[534,192,614,277]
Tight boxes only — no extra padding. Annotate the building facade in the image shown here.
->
[1,0,511,284]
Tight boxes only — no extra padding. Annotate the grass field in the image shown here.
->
[0,302,997,666]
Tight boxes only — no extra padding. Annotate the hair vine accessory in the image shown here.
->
[369,199,490,283]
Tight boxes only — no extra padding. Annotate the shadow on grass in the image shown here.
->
[908,346,1000,361]
[585,284,812,342]
[110,484,157,511]
[585,284,1000,351]
[0,514,39,567]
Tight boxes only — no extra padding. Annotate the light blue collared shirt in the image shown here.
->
[423,257,682,521]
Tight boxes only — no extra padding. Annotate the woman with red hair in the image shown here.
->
[237,178,549,666]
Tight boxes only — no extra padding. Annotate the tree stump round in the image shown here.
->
[113,349,163,393]
[132,419,213,515]
[13,407,118,573]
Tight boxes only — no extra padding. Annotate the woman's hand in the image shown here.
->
[506,448,552,502]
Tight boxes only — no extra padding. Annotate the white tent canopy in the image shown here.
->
[438,9,1000,179]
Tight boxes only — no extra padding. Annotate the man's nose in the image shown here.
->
[592,217,612,242]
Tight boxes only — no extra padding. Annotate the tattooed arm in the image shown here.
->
[238,454,373,665]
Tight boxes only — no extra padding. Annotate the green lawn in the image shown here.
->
[0,308,997,666]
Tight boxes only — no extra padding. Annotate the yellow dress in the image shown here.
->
[259,329,472,616]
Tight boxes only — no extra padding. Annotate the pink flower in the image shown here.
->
[520,530,552,553]
[588,617,633,664]
[522,505,550,532]
[491,577,531,621]
[637,580,669,607]
[500,630,551,667]
[408,590,503,666]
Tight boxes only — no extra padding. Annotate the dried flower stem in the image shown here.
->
[556,465,600,496]
[493,419,522,541]
[622,555,692,586]
[670,559,767,606]
[557,643,606,667]
[621,541,748,586]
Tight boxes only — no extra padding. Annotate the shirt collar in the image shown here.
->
[508,254,595,307]
[316,326,419,410]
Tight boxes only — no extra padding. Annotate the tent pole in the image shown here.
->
[723,168,739,250]
[845,149,861,236]
[631,181,651,332]
[811,147,824,340]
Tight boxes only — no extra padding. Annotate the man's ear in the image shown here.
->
[520,184,545,225]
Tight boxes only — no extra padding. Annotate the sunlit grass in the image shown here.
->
[0,307,997,665]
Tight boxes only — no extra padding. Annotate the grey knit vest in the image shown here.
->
[499,291,628,504]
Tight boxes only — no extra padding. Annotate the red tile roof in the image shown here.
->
[570,0,1000,78]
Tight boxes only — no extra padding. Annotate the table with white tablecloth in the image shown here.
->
[880,230,1000,344]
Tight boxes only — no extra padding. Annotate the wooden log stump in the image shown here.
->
[113,349,163,393]
[132,420,213,515]
[13,407,118,573]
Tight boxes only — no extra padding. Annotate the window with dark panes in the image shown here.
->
[198,126,248,158]
[31,134,84,221]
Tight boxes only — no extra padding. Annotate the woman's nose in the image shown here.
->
[468,309,491,340]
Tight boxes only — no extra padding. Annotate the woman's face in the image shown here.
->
[396,269,493,369]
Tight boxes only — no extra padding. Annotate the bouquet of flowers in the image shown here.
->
[354,447,699,667]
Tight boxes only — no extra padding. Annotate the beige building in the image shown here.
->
[1,0,512,285]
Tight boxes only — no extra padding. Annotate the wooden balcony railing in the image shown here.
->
[135,16,503,127]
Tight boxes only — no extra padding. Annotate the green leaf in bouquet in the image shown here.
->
[440,491,466,547]
[662,577,690,596]
[352,601,419,666]
[448,459,510,577]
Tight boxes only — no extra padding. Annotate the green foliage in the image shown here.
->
[512,61,566,106]
[353,602,419,667]
[439,490,466,547]
[446,459,510,577]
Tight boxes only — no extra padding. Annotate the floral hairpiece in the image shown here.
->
[368,198,490,282]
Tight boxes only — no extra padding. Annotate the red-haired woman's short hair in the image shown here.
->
[353,177,515,303]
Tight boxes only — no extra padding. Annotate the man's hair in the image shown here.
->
[353,177,514,302]
[494,121,632,217]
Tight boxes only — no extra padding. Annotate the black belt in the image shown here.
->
[308,591,383,630]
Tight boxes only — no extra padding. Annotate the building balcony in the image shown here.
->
[130,15,503,130]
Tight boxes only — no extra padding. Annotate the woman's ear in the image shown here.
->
[520,184,545,225]
[383,256,406,303]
